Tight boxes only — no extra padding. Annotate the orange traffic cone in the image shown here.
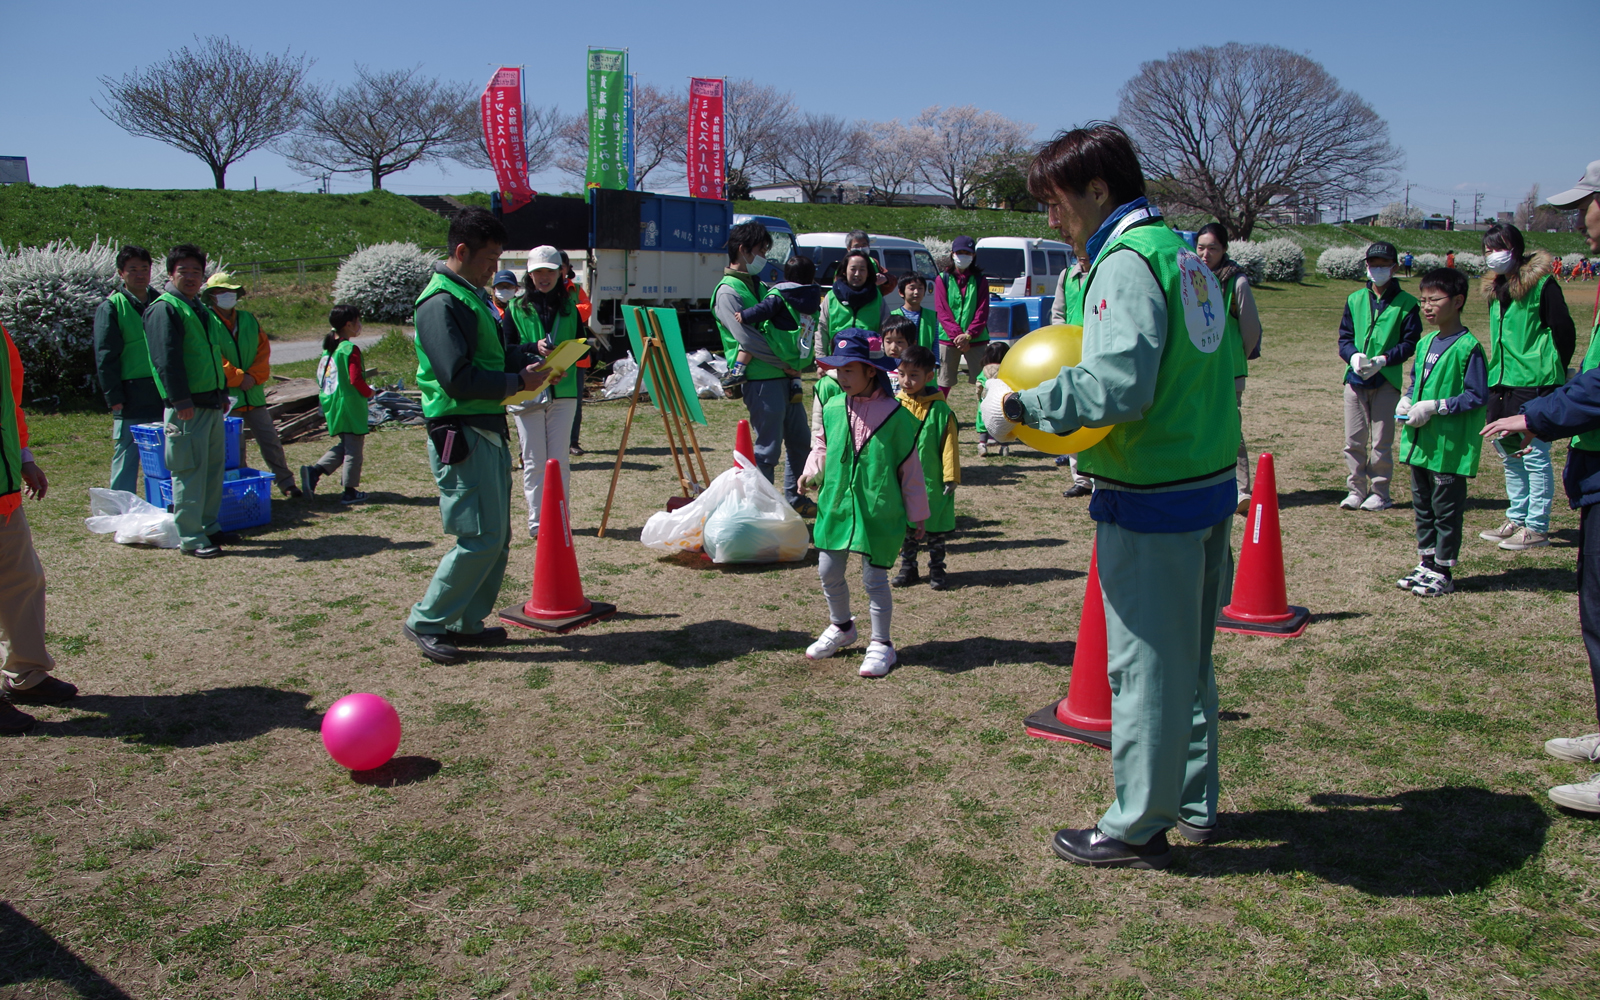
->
[1024,545,1112,749]
[500,459,617,633]
[1217,452,1310,638]
[734,419,756,466]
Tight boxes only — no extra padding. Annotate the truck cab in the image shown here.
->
[731,213,796,285]
[974,236,1074,298]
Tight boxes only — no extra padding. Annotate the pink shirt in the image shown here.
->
[803,389,930,524]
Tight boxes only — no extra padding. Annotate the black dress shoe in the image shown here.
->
[183,545,224,559]
[4,676,78,704]
[209,531,242,546]
[1051,827,1172,869]
[0,700,36,735]
[1176,818,1217,844]
[401,624,464,665]
[1063,485,1093,498]
[446,627,508,647]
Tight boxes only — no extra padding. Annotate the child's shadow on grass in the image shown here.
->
[29,685,319,747]
[899,637,1076,674]
[1180,786,1550,897]
[1458,565,1578,593]
[939,566,1084,589]
[497,619,814,669]
[0,902,133,999]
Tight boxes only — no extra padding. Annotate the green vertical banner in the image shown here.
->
[585,48,629,191]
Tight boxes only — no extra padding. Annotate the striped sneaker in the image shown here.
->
[1396,563,1430,590]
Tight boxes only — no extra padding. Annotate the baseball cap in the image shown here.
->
[526,246,562,271]
[1364,242,1399,262]
[203,271,244,291]
[492,269,518,286]
[1547,160,1600,209]
[951,236,977,254]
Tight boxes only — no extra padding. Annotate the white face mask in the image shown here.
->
[1486,250,1516,274]
[494,288,513,302]
[953,253,974,270]
[1366,266,1392,286]
[745,253,767,275]
[212,292,238,310]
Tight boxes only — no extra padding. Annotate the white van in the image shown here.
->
[795,232,940,309]
[975,236,1075,298]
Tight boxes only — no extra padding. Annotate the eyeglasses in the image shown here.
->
[1418,297,1454,306]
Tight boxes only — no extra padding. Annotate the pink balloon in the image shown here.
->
[321,693,401,771]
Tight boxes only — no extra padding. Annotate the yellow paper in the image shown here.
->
[502,338,591,405]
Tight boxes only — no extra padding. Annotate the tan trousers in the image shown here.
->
[238,404,294,492]
[1343,381,1401,502]
[0,507,55,691]
[938,340,990,388]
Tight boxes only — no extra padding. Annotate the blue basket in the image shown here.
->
[130,417,243,479]
[143,466,272,532]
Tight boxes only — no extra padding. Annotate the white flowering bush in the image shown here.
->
[1229,238,1304,284]
[0,239,120,402]
[1317,246,1370,281]
[1412,253,1446,275]
[920,236,952,269]
[333,242,440,323]
[1453,252,1485,276]
[1409,251,1485,277]
[1563,253,1588,271]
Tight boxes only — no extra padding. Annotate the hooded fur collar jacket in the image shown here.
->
[1481,249,1554,305]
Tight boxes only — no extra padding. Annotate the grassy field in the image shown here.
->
[4,276,1600,999]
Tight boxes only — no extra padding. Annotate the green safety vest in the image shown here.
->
[413,272,506,419]
[318,340,369,436]
[1401,330,1486,477]
[108,290,155,381]
[1076,222,1240,489]
[1573,320,1600,452]
[891,307,940,352]
[1488,275,1564,387]
[757,288,809,367]
[812,395,920,568]
[217,309,267,408]
[936,273,985,341]
[814,371,843,411]
[149,292,225,401]
[508,297,581,399]
[908,393,956,534]
[714,274,786,382]
[1059,270,1086,326]
[1219,273,1246,380]
[1347,285,1418,390]
[1,327,21,509]
[825,286,883,336]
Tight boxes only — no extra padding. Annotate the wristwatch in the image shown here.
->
[1001,393,1026,424]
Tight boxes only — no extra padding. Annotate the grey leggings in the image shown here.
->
[313,432,365,489]
[818,549,892,643]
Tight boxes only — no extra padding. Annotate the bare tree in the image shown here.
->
[283,67,477,191]
[914,105,1033,209]
[453,102,571,174]
[1515,184,1540,229]
[724,78,797,195]
[632,83,688,190]
[972,145,1037,210]
[554,115,590,185]
[778,113,865,202]
[857,120,928,205]
[96,36,309,189]
[1117,42,1400,240]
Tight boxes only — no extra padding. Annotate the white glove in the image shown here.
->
[1395,396,1413,420]
[980,378,1019,442]
[1406,399,1441,428]
[1349,352,1369,376]
[1357,354,1386,379]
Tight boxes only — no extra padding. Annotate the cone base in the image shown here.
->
[1022,702,1111,750]
[1216,605,1309,638]
[499,601,617,634]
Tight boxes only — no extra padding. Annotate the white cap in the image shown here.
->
[1547,160,1600,209]
[526,245,562,271]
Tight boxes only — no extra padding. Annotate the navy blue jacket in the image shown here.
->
[1338,280,1423,389]
[1524,370,1600,508]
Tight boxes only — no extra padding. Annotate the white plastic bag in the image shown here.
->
[702,488,810,564]
[600,354,642,400]
[640,460,744,554]
[85,488,180,548]
[686,349,727,399]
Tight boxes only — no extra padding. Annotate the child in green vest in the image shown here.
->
[892,274,940,357]
[797,330,930,678]
[1394,268,1488,596]
[975,341,1011,456]
[723,255,822,393]
[302,305,375,504]
[881,315,913,395]
[893,345,959,590]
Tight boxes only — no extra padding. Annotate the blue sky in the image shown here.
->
[3,0,1594,220]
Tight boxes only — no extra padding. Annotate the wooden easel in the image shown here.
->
[598,307,712,538]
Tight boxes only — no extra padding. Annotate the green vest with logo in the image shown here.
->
[218,309,267,408]
[1059,270,1086,326]
[891,307,940,352]
[413,272,506,419]
[936,273,986,341]
[1573,321,1600,452]
[1400,330,1486,477]
[508,297,581,399]
[149,292,225,400]
[825,287,883,336]
[1347,285,1417,390]
[318,340,370,436]
[909,395,956,534]
[715,274,787,382]
[108,290,155,381]
[1076,223,1240,489]
[1488,275,1564,387]
[813,396,920,568]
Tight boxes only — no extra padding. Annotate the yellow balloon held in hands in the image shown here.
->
[995,324,1113,456]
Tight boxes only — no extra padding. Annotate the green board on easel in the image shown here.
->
[621,306,707,425]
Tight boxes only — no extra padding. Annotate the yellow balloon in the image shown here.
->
[995,324,1112,455]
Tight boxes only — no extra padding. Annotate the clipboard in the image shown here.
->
[502,338,591,405]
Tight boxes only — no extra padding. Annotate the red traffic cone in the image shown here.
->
[734,419,756,466]
[1024,545,1112,749]
[500,459,616,633]
[1217,452,1309,638]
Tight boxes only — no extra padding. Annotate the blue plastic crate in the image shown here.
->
[143,466,272,531]
[130,417,242,479]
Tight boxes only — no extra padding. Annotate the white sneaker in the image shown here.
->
[1396,562,1430,590]
[1339,492,1363,510]
[1545,733,1600,763]
[1499,527,1550,551]
[1360,493,1393,511]
[1479,519,1521,542]
[858,640,897,678]
[806,619,857,660]
[1410,569,1455,596]
[1549,773,1600,813]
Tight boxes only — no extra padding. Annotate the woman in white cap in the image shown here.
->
[500,245,581,536]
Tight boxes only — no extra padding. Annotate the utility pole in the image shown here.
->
[1450,198,1457,230]
[1473,192,1484,226]
[1404,181,1411,226]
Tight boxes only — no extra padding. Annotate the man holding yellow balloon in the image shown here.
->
[982,122,1240,870]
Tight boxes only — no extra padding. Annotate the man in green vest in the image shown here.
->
[403,208,553,666]
[987,123,1240,870]
[1050,253,1095,498]
[145,244,230,558]
[93,245,162,494]
[205,273,300,497]
[1338,241,1422,511]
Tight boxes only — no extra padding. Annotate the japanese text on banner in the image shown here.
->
[479,67,534,212]
[686,77,725,200]
[586,49,629,191]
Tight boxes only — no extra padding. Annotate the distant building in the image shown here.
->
[0,157,28,185]
[746,182,956,208]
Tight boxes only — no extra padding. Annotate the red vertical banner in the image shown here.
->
[481,67,535,212]
[686,78,726,201]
